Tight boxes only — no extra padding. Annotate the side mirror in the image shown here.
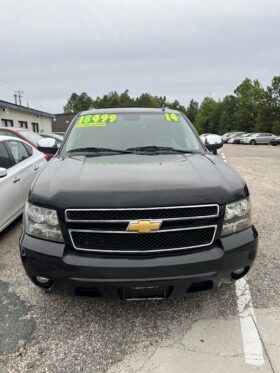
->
[38,138,58,155]
[201,134,223,155]
[0,167,8,178]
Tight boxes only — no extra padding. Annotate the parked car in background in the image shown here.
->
[0,136,47,232]
[270,136,280,146]
[222,132,235,142]
[40,133,64,145]
[200,133,213,142]
[0,128,54,160]
[228,133,252,144]
[242,133,276,145]
[222,132,244,143]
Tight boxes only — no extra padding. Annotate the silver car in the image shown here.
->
[242,133,276,145]
[222,132,242,143]
[0,136,47,232]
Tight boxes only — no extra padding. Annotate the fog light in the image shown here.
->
[36,276,50,284]
[34,276,53,289]
[231,267,249,280]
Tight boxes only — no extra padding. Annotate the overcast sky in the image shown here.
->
[0,0,279,113]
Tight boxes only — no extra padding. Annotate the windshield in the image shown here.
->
[19,130,43,145]
[62,112,203,155]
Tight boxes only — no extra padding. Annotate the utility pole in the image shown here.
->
[14,90,24,105]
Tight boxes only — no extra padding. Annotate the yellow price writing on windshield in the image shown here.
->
[76,114,117,128]
[164,113,179,122]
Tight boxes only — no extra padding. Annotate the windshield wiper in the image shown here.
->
[126,146,198,154]
[67,146,199,156]
[67,147,133,154]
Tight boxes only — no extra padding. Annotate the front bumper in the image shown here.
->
[20,226,258,299]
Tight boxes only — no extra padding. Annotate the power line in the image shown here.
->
[0,79,20,91]
[0,78,49,112]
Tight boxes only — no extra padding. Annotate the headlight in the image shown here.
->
[222,198,251,236]
[24,202,64,243]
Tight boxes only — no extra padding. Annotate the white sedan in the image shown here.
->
[0,136,47,232]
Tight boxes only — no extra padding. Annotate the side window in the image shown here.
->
[6,141,30,164]
[0,130,18,137]
[0,142,13,169]
[23,143,33,156]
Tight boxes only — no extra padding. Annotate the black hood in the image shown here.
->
[30,153,248,209]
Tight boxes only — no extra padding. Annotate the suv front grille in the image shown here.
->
[70,226,216,253]
[66,205,219,254]
[66,205,219,222]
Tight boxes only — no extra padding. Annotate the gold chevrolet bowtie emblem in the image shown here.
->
[127,220,162,233]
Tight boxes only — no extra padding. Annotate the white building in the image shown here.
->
[0,99,53,133]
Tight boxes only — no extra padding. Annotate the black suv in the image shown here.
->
[20,108,257,299]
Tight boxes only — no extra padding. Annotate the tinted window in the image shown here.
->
[23,143,33,156]
[0,142,12,169]
[6,141,30,164]
[18,130,42,145]
[0,130,18,137]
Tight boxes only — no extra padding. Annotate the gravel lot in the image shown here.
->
[0,144,279,373]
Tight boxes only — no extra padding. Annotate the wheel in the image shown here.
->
[250,140,256,145]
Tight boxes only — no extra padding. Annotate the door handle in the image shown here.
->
[33,165,39,171]
[13,176,20,183]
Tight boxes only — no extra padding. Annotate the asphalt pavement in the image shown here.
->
[0,144,279,373]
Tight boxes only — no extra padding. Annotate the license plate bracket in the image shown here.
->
[121,286,167,300]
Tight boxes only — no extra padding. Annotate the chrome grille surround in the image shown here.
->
[66,204,219,254]
[69,225,218,253]
[65,204,219,222]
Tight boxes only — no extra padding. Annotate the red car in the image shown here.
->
[0,127,54,160]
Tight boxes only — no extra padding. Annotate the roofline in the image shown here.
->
[54,112,78,116]
[0,135,31,144]
[80,107,181,115]
[0,99,53,118]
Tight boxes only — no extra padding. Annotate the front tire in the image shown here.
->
[250,140,256,145]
